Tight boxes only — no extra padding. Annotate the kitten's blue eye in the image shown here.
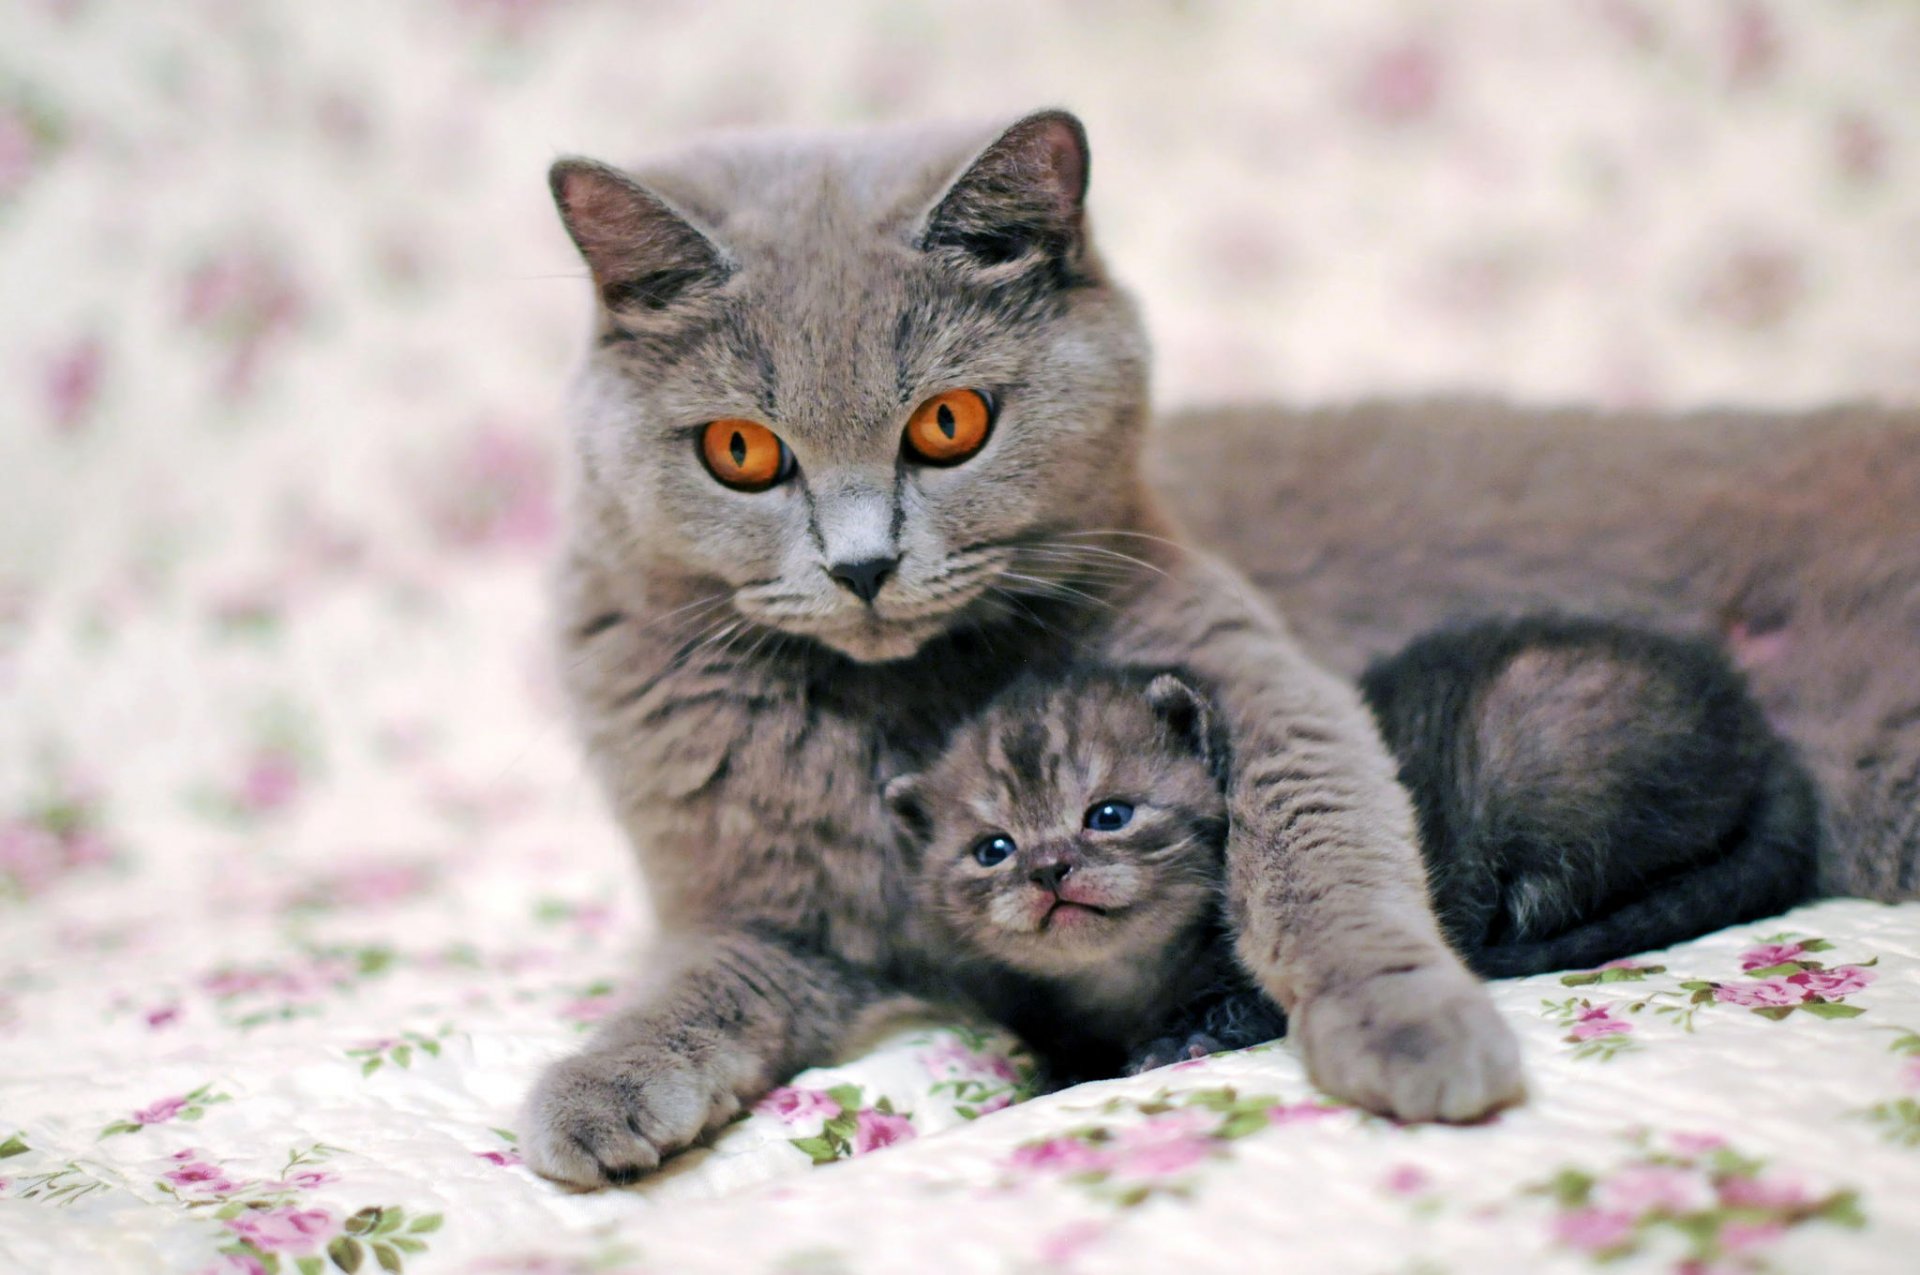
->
[1085,801,1134,832]
[972,835,1016,867]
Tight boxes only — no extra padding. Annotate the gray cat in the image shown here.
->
[522,108,1917,1188]
[890,619,1818,1084]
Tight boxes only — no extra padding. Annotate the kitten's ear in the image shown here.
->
[549,158,726,314]
[921,109,1091,274]
[1146,673,1215,760]
[883,775,931,839]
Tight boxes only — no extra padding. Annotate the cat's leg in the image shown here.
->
[521,925,892,1189]
[1111,556,1525,1122]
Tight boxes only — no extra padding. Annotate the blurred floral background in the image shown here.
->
[5,0,1920,1082]
[4,3,1919,1271]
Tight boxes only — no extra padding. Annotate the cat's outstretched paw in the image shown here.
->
[1293,962,1525,1123]
[520,1046,743,1189]
[1124,1031,1226,1075]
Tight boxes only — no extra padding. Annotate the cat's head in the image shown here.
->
[886,669,1229,974]
[551,111,1150,662]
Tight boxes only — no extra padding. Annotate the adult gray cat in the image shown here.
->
[522,109,1918,1188]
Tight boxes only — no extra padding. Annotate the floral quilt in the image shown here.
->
[6,892,1920,1274]
[7,1,1920,1273]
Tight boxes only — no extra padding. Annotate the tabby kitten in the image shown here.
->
[885,667,1273,1082]
[894,618,1817,1075]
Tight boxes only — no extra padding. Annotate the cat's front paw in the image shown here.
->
[1125,1031,1226,1075]
[1293,962,1525,1123]
[521,1045,743,1189]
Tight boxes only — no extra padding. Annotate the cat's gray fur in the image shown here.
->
[522,109,1917,1188]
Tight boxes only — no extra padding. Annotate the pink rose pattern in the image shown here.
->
[0,771,115,902]
[1003,1089,1352,1206]
[100,1086,232,1138]
[1549,933,1880,1062]
[919,1030,1035,1118]
[768,1082,920,1166]
[1535,1131,1863,1270]
[1853,1028,1920,1148]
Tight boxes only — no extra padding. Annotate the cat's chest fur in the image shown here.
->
[605,616,1080,973]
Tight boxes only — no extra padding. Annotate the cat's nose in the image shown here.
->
[1029,860,1074,893]
[827,555,899,604]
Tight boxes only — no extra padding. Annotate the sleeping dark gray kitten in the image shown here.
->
[892,618,1819,1078]
[1363,616,1821,978]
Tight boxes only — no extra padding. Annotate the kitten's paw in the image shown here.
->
[1125,1032,1226,1075]
[521,1046,743,1189]
[1294,962,1525,1123]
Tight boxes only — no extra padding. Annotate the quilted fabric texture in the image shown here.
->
[4,2,1919,1273]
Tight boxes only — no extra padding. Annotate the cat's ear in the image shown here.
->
[1146,673,1216,762]
[549,158,727,314]
[921,109,1091,275]
[883,774,931,839]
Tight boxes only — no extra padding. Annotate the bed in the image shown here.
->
[6,2,1919,1271]
[6,860,1919,1275]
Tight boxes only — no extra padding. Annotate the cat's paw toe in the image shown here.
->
[1125,1031,1226,1075]
[1295,962,1525,1124]
[521,1048,735,1189]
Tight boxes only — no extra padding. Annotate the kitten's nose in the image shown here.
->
[827,555,899,604]
[1030,860,1074,893]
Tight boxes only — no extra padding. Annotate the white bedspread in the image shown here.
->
[6,885,1920,1273]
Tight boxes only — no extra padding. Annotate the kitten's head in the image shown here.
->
[886,669,1229,974]
[551,110,1150,662]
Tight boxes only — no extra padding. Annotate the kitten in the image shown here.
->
[885,667,1277,1082]
[1360,616,1821,977]
[891,618,1818,1075]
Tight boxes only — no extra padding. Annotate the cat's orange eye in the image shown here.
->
[903,389,994,466]
[700,419,794,492]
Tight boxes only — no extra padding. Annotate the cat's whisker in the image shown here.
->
[1058,528,1197,559]
[562,594,736,678]
[997,572,1116,612]
[1021,541,1170,579]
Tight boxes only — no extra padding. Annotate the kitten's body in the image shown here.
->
[901,622,1818,1073]
[1364,617,1821,974]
